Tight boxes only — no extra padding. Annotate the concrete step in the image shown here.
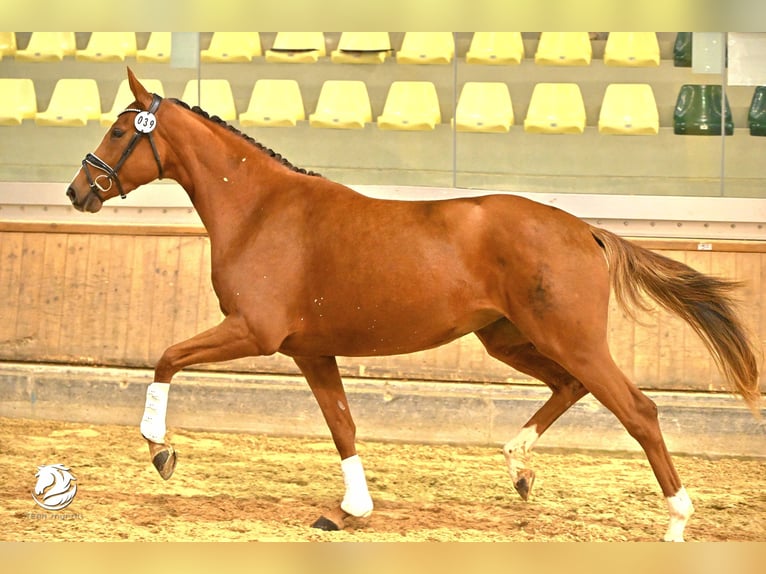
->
[2,361,763,457]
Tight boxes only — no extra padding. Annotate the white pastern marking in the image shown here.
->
[140,382,170,443]
[340,454,373,518]
[664,486,694,542]
[503,425,540,479]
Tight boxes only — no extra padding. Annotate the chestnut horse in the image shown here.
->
[66,70,760,541]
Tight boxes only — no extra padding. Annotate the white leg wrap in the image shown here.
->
[503,425,539,480]
[340,455,373,518]
[664,486,694,542]
[140,382,170,444]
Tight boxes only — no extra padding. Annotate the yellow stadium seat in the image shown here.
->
[137,32,171,63]
[465,32,524,65]
[101,79,165,127]
[396,32,454,65]
[598,84,659,135]
[603,32,660,67]
[201,32,262,63]
[524,83,586,134]
[331,32,391,64]
[0,32,17,57]
[377,81,441,131]
[35,79,101,126]
[310,81,372,129]
[0,78,37,126]
[239,79,305,127]
[181,79,237,121]
[15,32,76,62]
[534,32,592,66]
[454,82,514,133]
[76,32,137,62]
[265,32,326,63]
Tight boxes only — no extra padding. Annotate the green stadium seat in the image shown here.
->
[673,85,733,135]
[674,33,692,67]
[747,86,766,136]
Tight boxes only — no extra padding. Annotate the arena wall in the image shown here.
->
[1,221,764,394]
[1,32,764,453]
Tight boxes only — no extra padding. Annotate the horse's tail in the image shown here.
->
[589,226,762,415]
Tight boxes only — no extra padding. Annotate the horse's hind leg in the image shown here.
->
[293,355,373,531]
[492,235,694,540]
[512,306,693,539]
[557,349,694,541]
[476,319,588,500]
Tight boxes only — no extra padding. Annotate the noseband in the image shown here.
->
[81,93,164,202]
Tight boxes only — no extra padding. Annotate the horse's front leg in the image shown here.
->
[141,315,258,479]
[293,355,373,531]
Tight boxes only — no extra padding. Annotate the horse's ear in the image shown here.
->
[127,67,153,109]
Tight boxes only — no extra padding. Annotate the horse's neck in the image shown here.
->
[170,133,274,244]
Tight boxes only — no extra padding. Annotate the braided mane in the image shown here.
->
[169,98,322,178]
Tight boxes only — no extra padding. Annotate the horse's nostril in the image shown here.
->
[66,186,76,202]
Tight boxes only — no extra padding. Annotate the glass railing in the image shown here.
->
[1,32,763,200]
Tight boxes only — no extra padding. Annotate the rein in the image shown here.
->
[81,93,164,202]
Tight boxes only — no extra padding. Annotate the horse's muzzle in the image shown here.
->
[66,185,102,213]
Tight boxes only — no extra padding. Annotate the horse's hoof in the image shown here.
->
[312,515,342,531]
[514,469,535,501]
[147,441,176,480]
[311,505,348,531]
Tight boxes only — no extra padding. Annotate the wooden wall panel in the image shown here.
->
[123,236,157,365]
[172,236,206,345]
[1,228,763,395]
[149,236,181,359]
[0,233,24,350]
[14,233,45,351]
[102,234,134,364]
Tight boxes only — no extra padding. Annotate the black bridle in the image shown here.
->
[81,93,164,202]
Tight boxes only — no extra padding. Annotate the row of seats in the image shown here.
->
[3,77,762,135]
[1,32,666,66]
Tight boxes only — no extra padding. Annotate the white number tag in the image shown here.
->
[134,111,157,133]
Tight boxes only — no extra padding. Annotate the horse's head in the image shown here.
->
[33,465,57,495]
[67,68,165,213]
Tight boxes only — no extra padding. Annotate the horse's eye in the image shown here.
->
[111,128,125,138]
